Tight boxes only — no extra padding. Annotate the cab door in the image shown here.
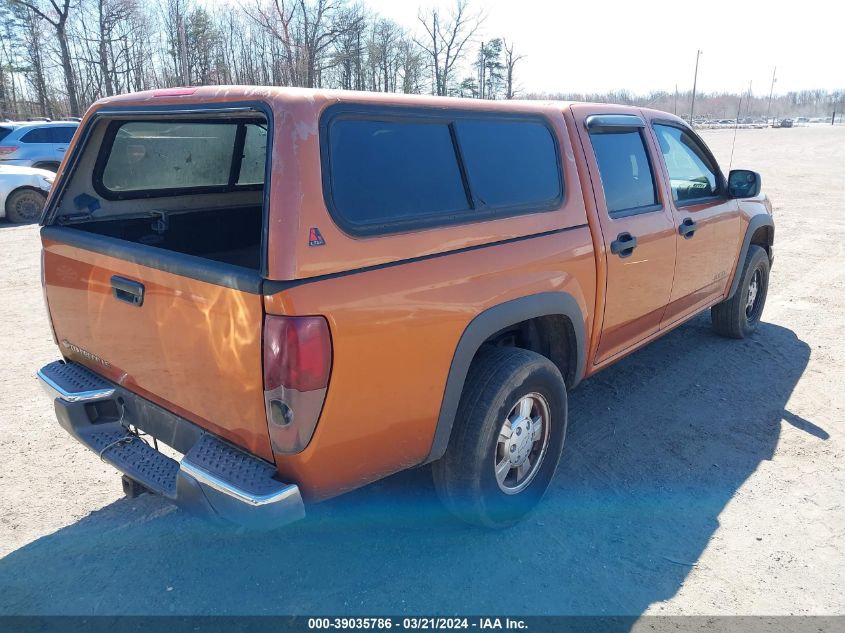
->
[572,106,677,364]
[646,119,741,326]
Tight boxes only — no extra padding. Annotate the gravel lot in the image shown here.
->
[1,126,843,616]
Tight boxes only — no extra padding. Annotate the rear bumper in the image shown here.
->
[37,360,305,529]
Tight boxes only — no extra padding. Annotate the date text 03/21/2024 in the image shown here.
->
[307,618,528,630]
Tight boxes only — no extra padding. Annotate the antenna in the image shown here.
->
[766,67,777,126]
[728,85,745,172]
[689,50,702,124]
[729,80,755,171]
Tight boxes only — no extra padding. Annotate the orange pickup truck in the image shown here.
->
[37,87,774,528]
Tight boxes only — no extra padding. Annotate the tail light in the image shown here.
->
[263,315,332,454]
[0,146,18,155]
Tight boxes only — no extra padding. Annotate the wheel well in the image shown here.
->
[479,315,576,388]
[750,225,773,256]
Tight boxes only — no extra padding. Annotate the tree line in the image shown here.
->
[1,0,842,122]
[0,0,527,120]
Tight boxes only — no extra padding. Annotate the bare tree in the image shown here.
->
[330,4,367,90]
[368,17,400,92]
[98,0,115,95]
[10,0,80,116]
[416,0,482,96]
[246,0,357,89]
[161,0,191,85]
[21,5,51,116]
[94,0,138,97]
[397,34,423,94]
[502,37,523,99]
[0,2,19,118]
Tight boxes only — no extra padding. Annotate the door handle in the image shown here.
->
[111,276,144,306]
[610,232,637,258]
[56,147,67,152]
[679,217,697,238]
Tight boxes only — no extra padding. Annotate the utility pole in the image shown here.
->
[689,49,702,126]
[766,66,777,126]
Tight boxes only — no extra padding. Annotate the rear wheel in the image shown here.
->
[5,188,47,224]
[711,244,770,338]
[432,347,567,528]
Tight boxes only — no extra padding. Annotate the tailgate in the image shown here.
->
[41,230,273,462]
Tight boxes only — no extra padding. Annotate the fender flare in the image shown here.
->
[726,214,775,300]
[424,292,587,463]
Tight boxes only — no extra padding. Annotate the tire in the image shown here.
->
[5,188,47,224]
[432,346,568,528]
[711,244,770,339]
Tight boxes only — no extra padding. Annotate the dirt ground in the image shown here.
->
[0,126,843,616]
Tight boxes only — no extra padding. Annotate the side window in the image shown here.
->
[237,123,268,185]
[454,120,561,209]
[20,128,53,143]
[589,129,658,215]
[653,124,719,202]
[323,109,564,236]
[326,119,470,232]
[51,126,77,144]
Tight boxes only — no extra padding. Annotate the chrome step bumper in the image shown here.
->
[38,360,305,528]
[38,360,115,402]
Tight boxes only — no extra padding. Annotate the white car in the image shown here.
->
[0,165,54,223]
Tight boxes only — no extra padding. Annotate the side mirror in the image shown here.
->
[728,169,761,198]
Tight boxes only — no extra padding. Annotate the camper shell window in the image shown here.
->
[94,119,268,200]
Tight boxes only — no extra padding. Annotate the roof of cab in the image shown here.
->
[88,86,687,129]
[90,85,581,115]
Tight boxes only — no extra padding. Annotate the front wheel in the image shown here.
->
[711,244,770,338]
[432,347,567,528]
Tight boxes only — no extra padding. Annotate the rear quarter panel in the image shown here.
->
[265,228,596,500]
[260,93,598,500]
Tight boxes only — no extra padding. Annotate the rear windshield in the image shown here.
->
[0,127,13,142]
[96,119,268,199]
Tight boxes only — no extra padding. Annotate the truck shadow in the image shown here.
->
[1,315,816,616]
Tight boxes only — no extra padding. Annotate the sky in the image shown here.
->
[361,0,843,96]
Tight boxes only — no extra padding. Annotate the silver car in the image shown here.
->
[0,165,54,223]
[0,121,79,172]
